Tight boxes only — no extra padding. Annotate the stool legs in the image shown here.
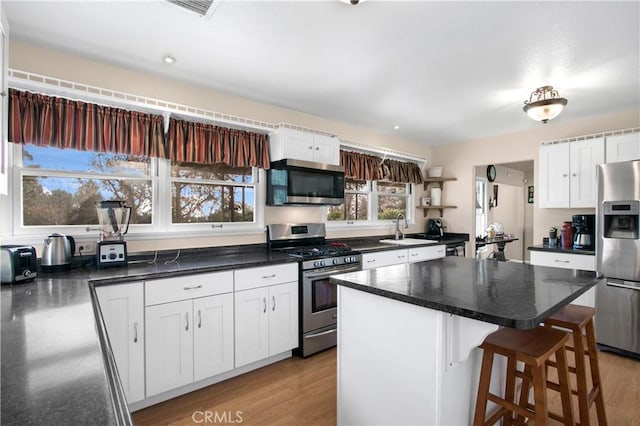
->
[586,319,607,424]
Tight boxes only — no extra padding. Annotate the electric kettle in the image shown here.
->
[41,233,75,271]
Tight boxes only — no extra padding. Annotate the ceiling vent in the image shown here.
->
[166,0,216,17]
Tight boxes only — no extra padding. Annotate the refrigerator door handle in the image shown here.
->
[606,279,640,291]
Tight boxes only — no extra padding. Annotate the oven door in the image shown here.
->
[302,264,361,333]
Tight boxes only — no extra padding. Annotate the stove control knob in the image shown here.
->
[333,258,339,265]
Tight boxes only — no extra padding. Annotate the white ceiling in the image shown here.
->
[4,0,640,146]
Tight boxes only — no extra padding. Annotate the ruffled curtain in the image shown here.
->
[341,149,423,183]
[382,158,424,184]
[8,88,167,158]
[166,118,270,169]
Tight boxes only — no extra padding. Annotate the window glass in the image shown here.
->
[327,179,369,221]
[377,182,408,220]
[170,161,255,224]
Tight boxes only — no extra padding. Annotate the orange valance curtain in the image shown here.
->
[166,118,270,169]
[340,150,384,181]
[8,88,167,158]
[382,158,424,184]
[340,150,423,183]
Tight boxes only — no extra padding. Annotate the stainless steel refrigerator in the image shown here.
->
[595,159,640,358]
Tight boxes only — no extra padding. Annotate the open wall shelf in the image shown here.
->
[420,177,457,217]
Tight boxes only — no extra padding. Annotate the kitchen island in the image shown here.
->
[330,257,600,426]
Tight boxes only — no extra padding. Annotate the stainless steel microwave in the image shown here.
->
[266,159,345,206]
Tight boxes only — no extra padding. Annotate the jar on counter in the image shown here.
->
[561,221,574,248]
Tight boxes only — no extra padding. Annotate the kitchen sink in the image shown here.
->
[379,238,438,246]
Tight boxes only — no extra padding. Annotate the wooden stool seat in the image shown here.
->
[544,304,607,426]
[474,326,575,426]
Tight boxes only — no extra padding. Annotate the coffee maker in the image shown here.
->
[427,218,444,237]
[572,214,595,250]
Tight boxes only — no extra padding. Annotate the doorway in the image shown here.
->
[474,161,534,262]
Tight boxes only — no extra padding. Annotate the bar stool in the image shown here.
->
[473,326,575,426]
[543,304,607,425]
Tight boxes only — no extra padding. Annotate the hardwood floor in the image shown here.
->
[132,347,640,426]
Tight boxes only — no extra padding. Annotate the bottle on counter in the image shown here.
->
[561,221,574,248]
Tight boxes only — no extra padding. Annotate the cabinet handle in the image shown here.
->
[308,146,313,150]
[133,322,138,343]
[367,259,376,263]
[272,295,276,311]
[183,285,202,291]
[263,297,267,313]
[562,174,568,177]
[554,259,570,263]
[262,274,276,279]
[315,147,319,150]
[572,173,577,177]
[185,312,189,331]
[198,310,202,328]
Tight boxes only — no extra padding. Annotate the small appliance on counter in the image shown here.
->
[572,214,595,250]
[41,233,75,271]
[1,245,38,284]
[95,200,131,268]
[426,218,444,237]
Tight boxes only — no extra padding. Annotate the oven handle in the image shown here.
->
[304,328,337,339]
[304,265,362,279]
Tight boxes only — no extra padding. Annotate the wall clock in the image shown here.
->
[486,165,496,182]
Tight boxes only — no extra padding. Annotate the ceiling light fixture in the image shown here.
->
[163,55,177,65]
[523,85,568,123]
[393,125,400,130]
[339,0,367,5]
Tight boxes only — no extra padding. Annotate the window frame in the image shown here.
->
[4,143,265,241]
[326,178,415,230]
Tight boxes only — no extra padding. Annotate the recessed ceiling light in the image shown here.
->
[393,125,400,130]
[163,55,177,65]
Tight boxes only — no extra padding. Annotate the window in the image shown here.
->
[11,144,260,236]
[327,178,413,226]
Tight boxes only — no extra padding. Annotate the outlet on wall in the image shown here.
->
[76,241,96,256]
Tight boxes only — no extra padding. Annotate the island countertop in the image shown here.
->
[330,256,600,329]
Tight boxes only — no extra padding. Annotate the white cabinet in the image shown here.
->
[234,264,298,368]
[362,249,407,269]
[538,138,604,208]
[529,251,596,307]
[363,245,446,269]
[407,245,446,263]
[269,127,340,165]
[144,271,234,397]
[95,282,145,404]
[606,133,640,163]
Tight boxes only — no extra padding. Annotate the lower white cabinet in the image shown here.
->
[95,282,145,404]
[234,264,298,368]
[145,271,234,397]
[529,251,596,307]
[363,245,446,269]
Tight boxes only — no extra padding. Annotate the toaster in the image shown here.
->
[1,245,38,284]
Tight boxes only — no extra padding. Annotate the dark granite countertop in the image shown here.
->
[330,257,600,329]
[528,244,595,256]
[1,246,296,426]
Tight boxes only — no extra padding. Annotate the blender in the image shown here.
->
[95,200,131,268]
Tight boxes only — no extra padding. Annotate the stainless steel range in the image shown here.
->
[267,223,362,357]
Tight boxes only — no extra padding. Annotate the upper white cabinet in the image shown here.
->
[269,127,340,165]
[606,133,640,163]
[95,282,145,404]
[538,138,604,208]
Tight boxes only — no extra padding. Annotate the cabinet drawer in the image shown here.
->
[145,271,234,306]
[362,249,408,269]
[408,245,446,263]
[530,251,595,271]
[234,263,298,291]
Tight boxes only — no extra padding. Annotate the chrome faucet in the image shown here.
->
[394,213,408,240]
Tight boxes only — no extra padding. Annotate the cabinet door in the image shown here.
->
[193,293,234,381]
[95,282,145,403]
[312,134,340,165]
[570,138,604,208]
[234,287,269,368]
[268,282,299,356]
[145,300,193,396]
[529,251,596,271]
[279,127,315,162]
[539,143,570,208]
[606,133,640,163]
